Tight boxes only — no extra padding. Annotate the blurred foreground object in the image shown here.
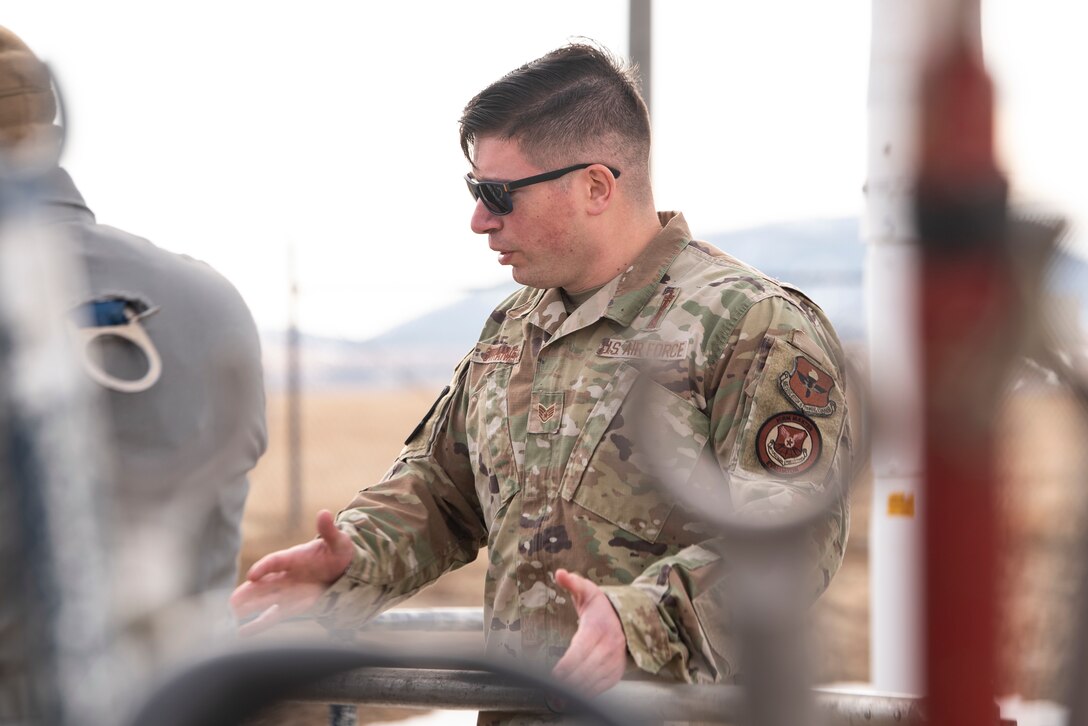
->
[0,22,268,723]
[0,94,115,726]
[911,4,1037,724]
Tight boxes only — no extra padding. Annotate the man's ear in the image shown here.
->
[584,164,617,216]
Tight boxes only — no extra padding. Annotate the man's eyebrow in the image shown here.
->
[470,171,513,184]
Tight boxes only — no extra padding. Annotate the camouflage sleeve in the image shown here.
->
[600,295,851,683]
[313,353,488,630]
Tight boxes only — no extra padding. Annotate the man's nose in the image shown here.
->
[470,199,501,235]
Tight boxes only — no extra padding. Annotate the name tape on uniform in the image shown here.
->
[596,337,689,361]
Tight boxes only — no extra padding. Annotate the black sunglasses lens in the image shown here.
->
[466,176,513,215]
[479,183,511,215]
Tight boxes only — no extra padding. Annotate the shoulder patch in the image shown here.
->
[778,355,837,416]
[755,412,822,476]
[731,333,847,485]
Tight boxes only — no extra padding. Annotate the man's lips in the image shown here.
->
[490,244,516,265]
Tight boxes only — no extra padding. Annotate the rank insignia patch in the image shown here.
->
[537,402,557,424]
[528,390,563,434]
[755,412,822,476]
[779,356,837,417]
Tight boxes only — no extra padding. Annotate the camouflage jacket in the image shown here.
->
[317,212,850,685]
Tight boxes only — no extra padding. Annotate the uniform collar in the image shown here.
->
[34,167,96,224]
[516,211,692,338]
[606,211,691,325]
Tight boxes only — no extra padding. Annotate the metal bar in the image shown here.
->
[327,703,357,726]
[298,669,924,725]
[363,607,483,632]
[305,668,547,713]
[121,644,643,726]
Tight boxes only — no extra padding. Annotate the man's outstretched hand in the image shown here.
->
[229,509,354,637]
[551,568,628,696]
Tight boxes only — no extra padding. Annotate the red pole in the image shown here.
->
[915,25,1012,726]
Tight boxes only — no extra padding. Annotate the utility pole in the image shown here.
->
[629,0,652,117]
[287,241,303,531]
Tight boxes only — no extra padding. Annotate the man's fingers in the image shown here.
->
[316,509,355,580]
[229,581,260,619]
[582,666,625,697]
[552,620,602,680]
[552,651,591,683]
[552,570,627,696]
[556,650,625,696]
[230,578,289,620]
[246,549,297,582]
[246,511,348,583]
[552,640,620,696]
[551,646,578,681]
[555,568,592,611]
[315,509,341,545]
[316,509,352,558]
[229,511,351,637]
[237,604,283,638]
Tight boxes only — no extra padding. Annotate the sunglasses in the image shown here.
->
[465,163,621,216]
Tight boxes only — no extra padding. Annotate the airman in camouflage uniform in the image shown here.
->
[232,42,850,721]
[314,210,849,680]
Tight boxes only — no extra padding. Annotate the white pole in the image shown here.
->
[864,0,931,695]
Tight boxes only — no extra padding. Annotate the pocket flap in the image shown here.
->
[561,364,711,543]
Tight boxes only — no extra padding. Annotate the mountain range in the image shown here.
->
[262,217,1088,390]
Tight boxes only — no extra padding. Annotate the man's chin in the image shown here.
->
[509,266,556,290]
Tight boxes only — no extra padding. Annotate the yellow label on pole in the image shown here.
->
[887,492,915,517]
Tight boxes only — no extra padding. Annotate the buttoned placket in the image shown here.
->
[502,217,692,658]
[515,278,633,655]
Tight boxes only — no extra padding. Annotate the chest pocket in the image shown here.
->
[467,343,523,527]
[559,362,711,543]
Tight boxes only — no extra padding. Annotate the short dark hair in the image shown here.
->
[459,42,651,197]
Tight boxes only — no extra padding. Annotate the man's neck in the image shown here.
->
[561,284,604,310]
[578,207,664,291]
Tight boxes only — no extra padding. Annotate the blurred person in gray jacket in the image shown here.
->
[0,23,267,721]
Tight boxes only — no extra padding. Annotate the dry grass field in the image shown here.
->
[240,389,487,725]
[240,384,1088,723]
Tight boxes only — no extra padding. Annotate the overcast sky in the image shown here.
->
[6,1,1085,340]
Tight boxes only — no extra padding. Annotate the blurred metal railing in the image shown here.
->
[122,643,647,726]
[334,608,929,723]
[362,607,484,632]
[302,663,926,725]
